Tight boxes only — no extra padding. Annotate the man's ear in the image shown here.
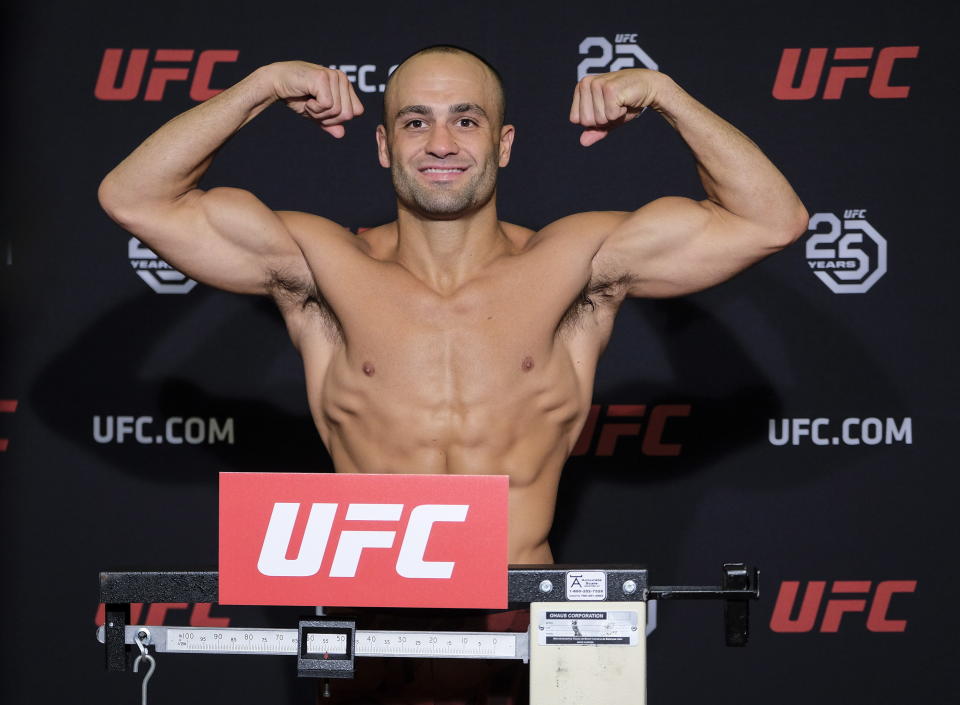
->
[376,125,391,168]
[498,124,516,167]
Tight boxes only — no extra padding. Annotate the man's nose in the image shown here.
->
[425,124,458,158]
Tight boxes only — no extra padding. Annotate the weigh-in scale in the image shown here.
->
[98,563,758,704]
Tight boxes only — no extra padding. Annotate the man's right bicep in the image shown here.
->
[110,186,304,295]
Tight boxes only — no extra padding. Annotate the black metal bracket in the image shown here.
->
[103,603,130,671]
[649,563,760,646]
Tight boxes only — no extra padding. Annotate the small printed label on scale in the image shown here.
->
[565,570,607,600]
[537,611,639,646]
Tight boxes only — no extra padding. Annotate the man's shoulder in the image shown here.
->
[497,221,536,250]
[519,211,630,255]
[354,221,398,252]
[276,210,366,248]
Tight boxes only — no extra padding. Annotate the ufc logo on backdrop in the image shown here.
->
[770,580,917,633]
[95,602,229,628]
[258,502,468,578]
[220,473,508,609]
[572,403,691,457]
[0,399,17,452]
[772,46,919,100]
[95,49,239,101]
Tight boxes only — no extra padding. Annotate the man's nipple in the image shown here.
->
[521,356,534,372]
[362,362,376,377]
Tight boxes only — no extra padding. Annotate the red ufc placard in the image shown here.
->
[219,473,508,609]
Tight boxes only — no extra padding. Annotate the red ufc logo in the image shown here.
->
[773,47,919,100]
[770,580,917,632]
[258,502,467,579]
[572,403,691,456]
[219,473,508,609]
[95,49,239,101]
[0,399,17,452]
[95,602,229,628]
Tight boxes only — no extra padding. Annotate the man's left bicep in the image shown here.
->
[597,196,796,298]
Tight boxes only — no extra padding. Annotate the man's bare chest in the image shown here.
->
[275,259,626,351]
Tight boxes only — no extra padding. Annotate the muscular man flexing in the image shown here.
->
[99,46,807,567]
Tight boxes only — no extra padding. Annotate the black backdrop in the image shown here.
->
[2,0,957,702]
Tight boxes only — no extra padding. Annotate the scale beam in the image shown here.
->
[96,624,529,661]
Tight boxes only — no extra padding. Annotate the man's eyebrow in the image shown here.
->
[394,104,489,120]
[450,103,488,118]
[395,105,433,119]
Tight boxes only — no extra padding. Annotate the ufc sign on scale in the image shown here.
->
[219,473,509,608]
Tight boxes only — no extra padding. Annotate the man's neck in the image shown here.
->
[393,199,513,293]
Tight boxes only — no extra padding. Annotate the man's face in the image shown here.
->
[376,53,514,219]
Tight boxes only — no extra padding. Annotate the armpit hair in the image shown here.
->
[557,273,635,334]
[266,269,343,342]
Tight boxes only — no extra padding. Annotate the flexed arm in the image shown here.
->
[564,69,808,298]
[98,61,364,294]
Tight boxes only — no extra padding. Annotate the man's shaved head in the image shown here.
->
[375,44,515,219]
[382,45,506,128]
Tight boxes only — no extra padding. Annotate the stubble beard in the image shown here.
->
[391,150,499,219]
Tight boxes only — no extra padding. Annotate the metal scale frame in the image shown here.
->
[99,563,758,705]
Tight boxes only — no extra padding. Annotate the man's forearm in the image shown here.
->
[99,66,278,215]
[651,75,807,234]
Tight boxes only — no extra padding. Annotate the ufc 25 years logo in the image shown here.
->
[805,210,887,294]
[258,503,468,579]
[578,34,658,80]
[128,237,197,294]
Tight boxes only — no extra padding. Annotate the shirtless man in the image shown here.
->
[98,45,807,568]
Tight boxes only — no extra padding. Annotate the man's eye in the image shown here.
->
[457,118,477,127]
[405,119,425,128]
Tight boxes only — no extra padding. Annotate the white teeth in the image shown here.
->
[423,168,463,173]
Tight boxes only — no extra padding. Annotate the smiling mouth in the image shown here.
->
[420,167,468,174]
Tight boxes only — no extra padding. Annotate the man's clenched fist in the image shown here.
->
[570,68,663,146]
[267,61,365,138]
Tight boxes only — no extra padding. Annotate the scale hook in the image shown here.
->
[133,629,156,705]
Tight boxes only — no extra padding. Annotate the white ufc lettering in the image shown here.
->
[257,503,337,576]
[256,502,468,578]
[397,504,469,578]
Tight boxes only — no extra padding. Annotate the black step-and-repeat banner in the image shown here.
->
[2,0,956,702]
